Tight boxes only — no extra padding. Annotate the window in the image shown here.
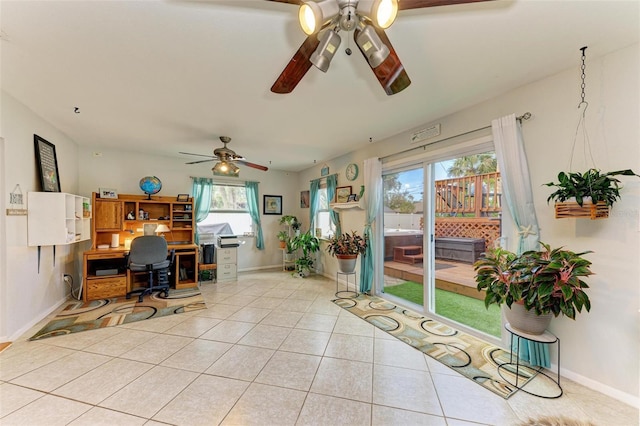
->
[314,184,336,239]
[198,184,253,235]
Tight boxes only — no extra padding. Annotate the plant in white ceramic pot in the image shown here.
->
[326,231,368,273]
[474,243,593,334]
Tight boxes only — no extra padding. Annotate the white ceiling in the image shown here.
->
[1,0,638,172]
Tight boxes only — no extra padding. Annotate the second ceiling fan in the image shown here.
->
[267,0,491,95]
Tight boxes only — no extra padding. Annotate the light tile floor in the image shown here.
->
[1,270,637,426]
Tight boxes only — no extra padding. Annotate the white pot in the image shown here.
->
[504,302,552,335]
[336,255,358,273]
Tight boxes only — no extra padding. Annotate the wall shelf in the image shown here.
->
[330,200,364,211]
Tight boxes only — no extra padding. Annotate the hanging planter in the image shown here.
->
[546,47,639,219]
[546,169,638,220]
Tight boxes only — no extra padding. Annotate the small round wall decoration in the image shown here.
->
[346,163,359,181]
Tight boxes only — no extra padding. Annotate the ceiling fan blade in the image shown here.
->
[185,158,215,165]
[399,0,493,10]
[354,27,411,96]
[179,151,215,158]
[235,159,269,172]
[263,0,302,5]
[271,34,320,94]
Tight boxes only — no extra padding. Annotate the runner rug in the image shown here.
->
[30,288,206,341]
[333,294,536,399]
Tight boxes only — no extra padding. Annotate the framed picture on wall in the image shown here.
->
[336,186,352,203]
[34,134,61,192]
[264,195,282,215]
[300,190,310,208]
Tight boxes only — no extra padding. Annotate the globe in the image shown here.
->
[139,176,162,199]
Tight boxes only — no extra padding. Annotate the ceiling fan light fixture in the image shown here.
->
[299,0,339,35]
[357,0,398,29]
[212,161,239,177]
[310,28,341,72]
[356,22,390,68]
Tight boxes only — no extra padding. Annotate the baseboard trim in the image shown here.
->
[558,365,639,408]
[7,294,69,341]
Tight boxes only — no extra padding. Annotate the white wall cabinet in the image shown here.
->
[215,246,237,282]
[27,192,91,246]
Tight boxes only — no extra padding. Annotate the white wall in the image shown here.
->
[299,44,639,405]
[1,91,81,341]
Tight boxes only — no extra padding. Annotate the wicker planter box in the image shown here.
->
[554,201,609,220]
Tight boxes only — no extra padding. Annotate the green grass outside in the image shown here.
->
[383,281,501,337]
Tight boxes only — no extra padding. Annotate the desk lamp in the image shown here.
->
[155,224,171,238]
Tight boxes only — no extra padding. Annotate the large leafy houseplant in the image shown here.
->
[545,168,639,207]
[474,243,593,322]
[326,231,368,257]
[291,230,320,276]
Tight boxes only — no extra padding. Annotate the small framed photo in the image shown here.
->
[300,190,310,208]
[263,195,282,215]
[321,165,330,177]
[34,135,61,192]
[99,188,118,199]
[176,194,190,202]
[336,186,352,203]
[347,194,358,202]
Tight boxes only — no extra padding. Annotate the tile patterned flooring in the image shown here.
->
[1,270,637,426]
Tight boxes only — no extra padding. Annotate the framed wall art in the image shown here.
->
[34,134,61,192]
[336,186,352,203]
[300,190,310,208]
[263,195,282,215]
[99,188,118,199]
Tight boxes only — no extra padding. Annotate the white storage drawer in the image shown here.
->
[216,248,237,264]
[217,263,237,281]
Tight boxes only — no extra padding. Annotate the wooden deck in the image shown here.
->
[383,259,484,301]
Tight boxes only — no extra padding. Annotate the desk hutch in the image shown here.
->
[82,193,198,301]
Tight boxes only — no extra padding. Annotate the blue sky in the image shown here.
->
[395,160,453,203]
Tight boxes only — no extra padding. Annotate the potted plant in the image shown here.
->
[545,168,639,219]
[279,215,299,228]
[474,242,593,334]
[277,230,288,249]
[326,231,368,273]
[291,230,320,277]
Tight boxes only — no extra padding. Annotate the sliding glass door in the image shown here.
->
[380,146,502,339]
[382,165,426,309]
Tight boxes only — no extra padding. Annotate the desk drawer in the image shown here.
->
[86,276,126,300]
[217,263,237,281]
[216,248,237,264]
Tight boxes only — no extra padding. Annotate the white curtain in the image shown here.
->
[492,113,548,368]
[359,158,382,293]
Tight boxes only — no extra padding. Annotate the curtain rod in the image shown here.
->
[309,172,338,183]
[189,176,259,185]
[382,112,532,161]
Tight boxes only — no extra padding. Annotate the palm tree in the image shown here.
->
[447,154,497,177]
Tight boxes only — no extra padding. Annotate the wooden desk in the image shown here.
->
[82,243,198,301]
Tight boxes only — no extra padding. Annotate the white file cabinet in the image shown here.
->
[215,246,237,282]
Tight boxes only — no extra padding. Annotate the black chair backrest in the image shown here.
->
[128,236,169,266]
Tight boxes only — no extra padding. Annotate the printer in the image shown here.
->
[217,235,240,248]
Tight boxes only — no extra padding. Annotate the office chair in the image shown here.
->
[126,236,175,302]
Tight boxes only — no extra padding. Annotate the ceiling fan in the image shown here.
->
[267,0,492,95]
[180,136,269,177]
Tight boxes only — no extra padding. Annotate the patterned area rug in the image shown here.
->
[334,294,536,399]
[30,288,206,341]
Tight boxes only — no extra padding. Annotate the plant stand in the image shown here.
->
[335,271,358,299]
[498,322,562,399]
